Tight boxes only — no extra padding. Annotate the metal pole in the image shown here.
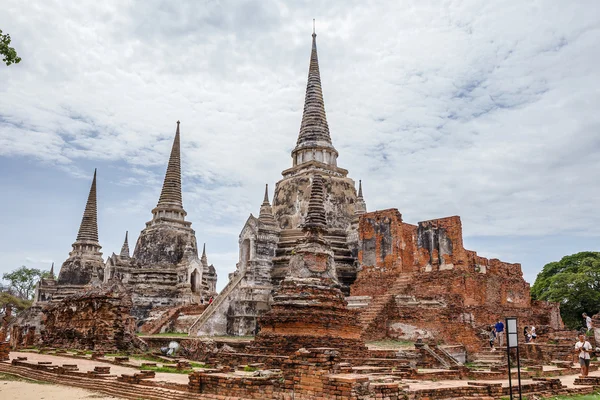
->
[506,318,513,400]
[516,342,523,400]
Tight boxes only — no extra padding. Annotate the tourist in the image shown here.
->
[495,319,505,346]
[200,297,204,305]
[530,326,537,343]
[574,334,592,377]
[209,296,214,305]
[583,313,593,332]
[489,325,497,351]
[524,326,531,343]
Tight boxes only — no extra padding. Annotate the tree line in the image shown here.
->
[532,251,600,330]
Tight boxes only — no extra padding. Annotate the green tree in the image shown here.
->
[0,291,32,313]
[2,266,50,300]
[0,29,21,66]
[531,252,600,330]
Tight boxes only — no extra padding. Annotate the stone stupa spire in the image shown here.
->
[157,121,183,209]
[258,184,277,227]
[149,121,188,225]
[76,169,99,243]
[303,175,327,238]
[57,169,103,286]
[354,179,367,216]
[49,262,55,279]
[290,24,339,168]
[201,243,208,266]
[119,231,130,258]
[262,183,270,204]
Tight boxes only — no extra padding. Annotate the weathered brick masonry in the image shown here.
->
[351,209,562,353]
[41,280,142,352]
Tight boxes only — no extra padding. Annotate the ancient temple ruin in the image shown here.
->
[189,29,563,350]
[35,121,217,325]
[190,30,364,336]
[349,209,563,353]
[4,27,590,400]
[36,170,105,302]
[26,28,561,355]
[103,121,217,319]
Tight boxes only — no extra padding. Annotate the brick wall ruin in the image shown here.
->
[41,280,142,352]
[351,209,562,353]
[188,347,406,400]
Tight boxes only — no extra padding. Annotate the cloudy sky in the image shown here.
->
[1,0,599,290]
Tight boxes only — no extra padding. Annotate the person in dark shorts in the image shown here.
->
[574,334,592,377]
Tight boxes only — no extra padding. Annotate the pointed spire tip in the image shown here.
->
[75,169,99,243]
[120,230,130,258]
[156,122,184,209]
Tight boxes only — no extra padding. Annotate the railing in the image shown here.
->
[435,345,463,366]
[187,270,246,336]
[421,344,452,369]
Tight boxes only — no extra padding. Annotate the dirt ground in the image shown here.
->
[0,380,124,399]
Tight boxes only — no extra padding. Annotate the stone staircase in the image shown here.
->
[272,229,356,290]
[188,270,246,336]
[434,345,464,367]
[140,304,207,335]
[359,274,413,334]
[470,347,507,368]
[140,306,183,335]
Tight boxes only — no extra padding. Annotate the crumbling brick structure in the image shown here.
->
[0,342,9,361]
[188,347,405,400]
[41,280,142,352]
[350,209,563,353]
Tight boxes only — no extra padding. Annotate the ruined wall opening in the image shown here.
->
[241,239,251,271]
[191,269,200,294]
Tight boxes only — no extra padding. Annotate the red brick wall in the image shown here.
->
[351,208,563,351]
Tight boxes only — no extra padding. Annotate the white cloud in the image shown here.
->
[1,0,599,288]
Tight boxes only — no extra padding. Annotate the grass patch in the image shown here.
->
[137,332,189,337]
[545,392,600,400]
[19,347,40,353]
[190,362,210,368]
[138,365,193,374]
[366,339,414,349]
[137,361,209,374]
[209,335,254,340]
[243,365,258,372]
[130,354,166,363]
[500,392,600,400]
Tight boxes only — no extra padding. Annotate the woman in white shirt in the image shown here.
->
[574,334,592,377]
